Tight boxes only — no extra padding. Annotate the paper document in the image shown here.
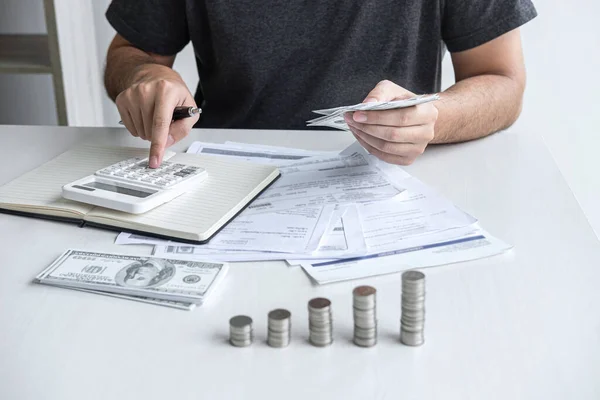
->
[200,205,332,252]
[224,142,339,159]
[187,141,337,166]
[358,186,476,253]
[314,204,366,254]
[153,245,290,262]
[115,232,166,245]
[247,159,401,214]
[118,145,399,258]
[151,206,365,262]
[121,205,333,254]
[301,227,512,284]
[109,140,511,285]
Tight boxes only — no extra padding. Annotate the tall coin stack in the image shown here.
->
[353,286,377,347]
[267,309,291,348]
[308,298,333,347]
[229,315,253,347]
[400,270,426,346]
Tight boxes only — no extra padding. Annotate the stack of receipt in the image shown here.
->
[34,249,228,310]
[115,130,512,284]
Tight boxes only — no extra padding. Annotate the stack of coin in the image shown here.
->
[229,315,253,347]
[353,286,377,347]
[267,309,291,348]
[400,270,426,346]
[308,298,333,347]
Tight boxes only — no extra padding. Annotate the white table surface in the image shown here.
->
[1,125,599,400]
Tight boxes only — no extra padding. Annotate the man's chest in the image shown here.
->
[186,0,442,57]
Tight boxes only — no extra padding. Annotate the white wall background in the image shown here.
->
[1,0,599,236]
[515,0,600,238]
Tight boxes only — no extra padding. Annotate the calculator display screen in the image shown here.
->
[81,182,156,198]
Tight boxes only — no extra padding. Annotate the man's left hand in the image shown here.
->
[344,80,439,166]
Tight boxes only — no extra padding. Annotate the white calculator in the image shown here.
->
[62,157,208,214]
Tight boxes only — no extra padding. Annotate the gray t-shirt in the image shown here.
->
[106,0,537,130]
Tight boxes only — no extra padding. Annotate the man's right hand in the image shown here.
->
[115,64,199,168]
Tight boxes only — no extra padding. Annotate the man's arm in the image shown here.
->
[105,34,176,101]
[344,28,528,165]
[432,28,526,143]
[105,34,199,168]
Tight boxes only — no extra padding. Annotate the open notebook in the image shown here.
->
[0,145,280,243]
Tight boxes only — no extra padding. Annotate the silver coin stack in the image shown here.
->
[267,309,291,348]
[400,270,426,346]
[353,286,377,347]
[229,315,253,347]
[308,298,333,347]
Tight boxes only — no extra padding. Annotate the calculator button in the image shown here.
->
[96,158,204,192]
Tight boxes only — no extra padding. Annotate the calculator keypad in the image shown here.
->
[96,158,204,188]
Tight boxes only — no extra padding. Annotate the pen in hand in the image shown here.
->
[118,106,201,125]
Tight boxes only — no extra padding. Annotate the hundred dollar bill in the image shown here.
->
[73,288,196,311]
[34,249,229,305]
[307,93,440,131]
[38,252,196,309]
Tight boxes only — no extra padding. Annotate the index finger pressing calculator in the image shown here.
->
[62,157,208,214]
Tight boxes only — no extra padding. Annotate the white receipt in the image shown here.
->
[300,226,512,284]
[358,183,477,253]
[112,140,510,283]
[187,141,336,166]
[247,162,401,214]
[203,205,332,253]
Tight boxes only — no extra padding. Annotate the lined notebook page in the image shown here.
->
[0,145,162,217]
[87,153,279,241]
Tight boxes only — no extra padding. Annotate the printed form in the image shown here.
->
[117,141,512,283]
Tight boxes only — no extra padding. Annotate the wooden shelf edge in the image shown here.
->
[0,34,53,74]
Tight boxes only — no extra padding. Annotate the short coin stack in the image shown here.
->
[267,309,292,348]
[353,286,377,347]
[229,315,253,347]
[400,270,426,346]
[308,298,333,347]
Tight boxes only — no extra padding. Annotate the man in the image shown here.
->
[104,1,537,168]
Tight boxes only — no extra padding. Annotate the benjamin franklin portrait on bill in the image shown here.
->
[115,258,175,288]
